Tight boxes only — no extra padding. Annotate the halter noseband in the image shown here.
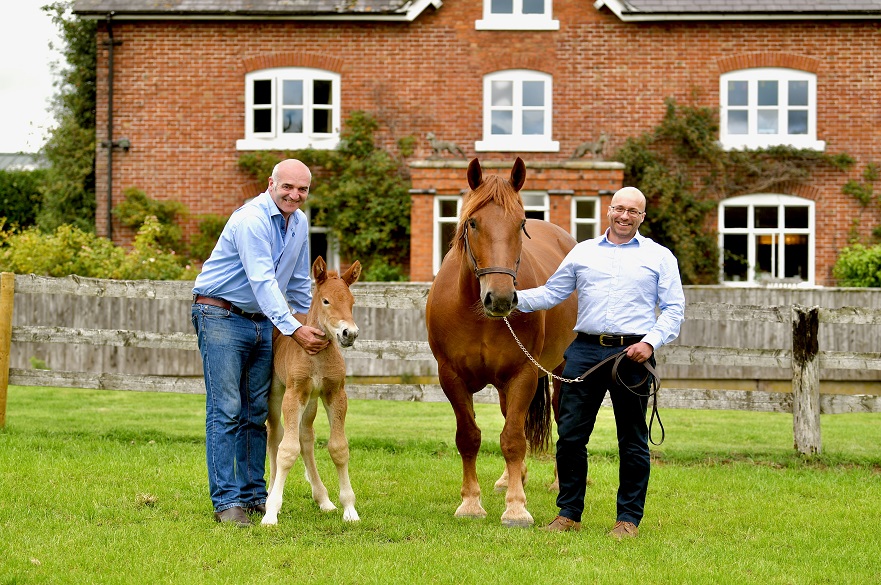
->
[462,221,530,285]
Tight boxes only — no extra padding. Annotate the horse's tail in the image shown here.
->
[525,374,552,454]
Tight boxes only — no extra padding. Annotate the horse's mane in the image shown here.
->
[452,174,524,253]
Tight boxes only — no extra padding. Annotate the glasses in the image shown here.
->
[609,205,645,218]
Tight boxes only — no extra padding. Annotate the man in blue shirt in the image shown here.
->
[516,186,685,539]
[191,159,328,526]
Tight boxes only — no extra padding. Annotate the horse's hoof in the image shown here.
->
[501,518,534,529]
[261,516,278,526]
[493,484,507,494]
[343,508,360,522]
[318,502,337,513]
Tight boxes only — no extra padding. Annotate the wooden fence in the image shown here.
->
[1,272,880,454]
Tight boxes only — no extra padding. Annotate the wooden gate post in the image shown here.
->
[0,272,15,428]
[791,304,821,455]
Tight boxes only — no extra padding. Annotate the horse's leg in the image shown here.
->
[323,383,359,521]
[498,373,539,527]
[493,390,528,493]
[265,376,285,497]
[299,393,335,513]
[262,384,306,526]
[440,367,486,519]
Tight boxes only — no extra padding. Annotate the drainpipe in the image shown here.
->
[102,13,122,241]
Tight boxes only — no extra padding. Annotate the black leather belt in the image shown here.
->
[579,333,644,347]
[193,295,265,320]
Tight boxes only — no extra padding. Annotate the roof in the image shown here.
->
[0,153,47,172]
[72,0,442,21]
[594,0,881,21]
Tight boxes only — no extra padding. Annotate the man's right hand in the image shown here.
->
[291,326,329,355]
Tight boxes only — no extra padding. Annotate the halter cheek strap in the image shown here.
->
[463,223,526,285]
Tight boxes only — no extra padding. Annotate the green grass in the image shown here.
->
[1,385,879,584]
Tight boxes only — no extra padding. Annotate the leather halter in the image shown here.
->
[462,221,530,285]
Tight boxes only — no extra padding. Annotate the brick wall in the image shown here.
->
[91,2,881,284]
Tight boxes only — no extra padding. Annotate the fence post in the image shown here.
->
[0,272,14,428]
[791,304,821,455]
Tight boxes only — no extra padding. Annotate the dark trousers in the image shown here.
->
[555,336,653,526]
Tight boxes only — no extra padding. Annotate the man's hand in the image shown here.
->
[625,341,654,364]
[292,326,329,355]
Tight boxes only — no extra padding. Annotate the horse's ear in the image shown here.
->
[467,158,483,190]
[312,256,328,284]
[510,157,526,192]
[342,261,361,286]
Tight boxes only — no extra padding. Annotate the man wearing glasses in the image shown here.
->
[515,186,685,539]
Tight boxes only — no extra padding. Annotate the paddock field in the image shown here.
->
[1,385,879,584]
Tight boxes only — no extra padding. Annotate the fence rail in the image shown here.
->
[2,273,881,454]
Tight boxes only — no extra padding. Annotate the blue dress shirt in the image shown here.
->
[517,230,685,350]
[193,190,311,336]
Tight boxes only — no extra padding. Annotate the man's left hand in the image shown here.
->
[625,341,654,363]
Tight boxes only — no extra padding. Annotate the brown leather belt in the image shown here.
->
[193,295,265,320]
[579,333,644,347]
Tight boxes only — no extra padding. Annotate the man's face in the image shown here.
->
[269,164,311,219]
[606,191,645,244]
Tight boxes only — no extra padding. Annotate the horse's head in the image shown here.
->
[310,256,361,347]
[456,157,529,318]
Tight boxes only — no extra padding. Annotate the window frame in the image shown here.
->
[719,68,824,151]
[475,70,559,153]
[433,196,463,275]
[571,196,601,242]
[476,0,559,30]
[521,191,549,221]
[718,194,815,287]
[237,67,341,151]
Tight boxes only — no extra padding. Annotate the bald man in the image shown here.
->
[192,159,328,526]
[515,186,685,539]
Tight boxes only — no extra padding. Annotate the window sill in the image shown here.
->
[236,135,340,151]
[475,18,560,31]
[720,137,826,151]
[475,138,560,152]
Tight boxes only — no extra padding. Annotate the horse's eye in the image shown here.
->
[468,218,477,229]
[322,298,330,306]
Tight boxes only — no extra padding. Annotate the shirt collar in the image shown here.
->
[600,228,643,247]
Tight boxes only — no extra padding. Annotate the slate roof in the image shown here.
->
[72,0,440,20]
[72,0,881,20]
[594,0,881,20]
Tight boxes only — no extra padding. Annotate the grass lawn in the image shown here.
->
[1,385,879,584]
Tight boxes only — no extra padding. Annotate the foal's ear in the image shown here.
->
[510,157,526,192]
[467,158,483,190]
[312,256,328,284]
[342,260,362,286]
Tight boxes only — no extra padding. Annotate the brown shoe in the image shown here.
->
[541,515,581,532]
[245,504,266,516]
[608,520,638,540]
[213,506,251,527]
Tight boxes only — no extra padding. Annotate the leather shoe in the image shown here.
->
[541,515,581,532]
[213,506,251,527]
[246,503,266,516]
[608,520,638,540]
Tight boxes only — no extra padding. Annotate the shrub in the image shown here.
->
[189,214,228,262]
[832,244,881,287]
[113,187,187,251]
[0,169,45,230]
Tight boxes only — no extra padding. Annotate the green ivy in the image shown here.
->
[238,111,412,280]
[615,98,852,284]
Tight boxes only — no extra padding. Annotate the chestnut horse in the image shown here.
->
[262,256,362,526]
[426,157,577,527]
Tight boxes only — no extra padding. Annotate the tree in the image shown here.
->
[37,2,97,233]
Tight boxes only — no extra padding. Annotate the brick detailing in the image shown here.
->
[716,53,822,74]
[241,52,346,74]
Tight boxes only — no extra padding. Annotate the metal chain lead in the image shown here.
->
[502,316,583,384]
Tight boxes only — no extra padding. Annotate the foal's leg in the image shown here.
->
[299,394,335,513]
[265,377,285,497]
[262,385,305,526]
[323,384,359,522]
[440,367,486,519]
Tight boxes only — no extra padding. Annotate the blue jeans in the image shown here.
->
[555,337,653,526]
[191,304,273,513]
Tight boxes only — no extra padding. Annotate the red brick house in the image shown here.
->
[71,0,881,285]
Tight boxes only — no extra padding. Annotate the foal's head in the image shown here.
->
[454,157,528,318]
[310,256,361,347]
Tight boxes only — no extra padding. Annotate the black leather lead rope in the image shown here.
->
[577,350,665,446]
